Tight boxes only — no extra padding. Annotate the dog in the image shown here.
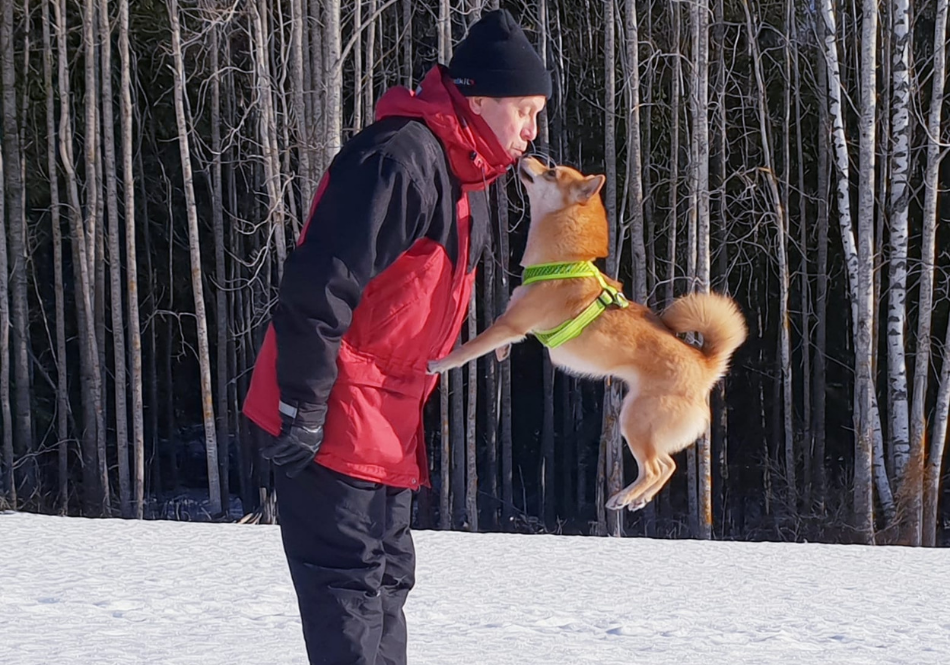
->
[427,156,748,513]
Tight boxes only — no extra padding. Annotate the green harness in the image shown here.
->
[521,260,630,349]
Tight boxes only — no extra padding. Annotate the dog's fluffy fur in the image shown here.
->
[428,156,748,512]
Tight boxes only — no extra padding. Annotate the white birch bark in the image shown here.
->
[603,0,624,538]
[167,0,221,516]
[624,0,646,304]
[118,0,145,518]
[0,119,10,504]
[98,0,132,518]
[741,0,793,510]
[41,0,69,510]
[819,0,889,537]
[921,0,949,547]
[691,0,712,538]
[854,0,879,540]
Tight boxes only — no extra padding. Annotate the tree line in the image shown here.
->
[1,0,949,546]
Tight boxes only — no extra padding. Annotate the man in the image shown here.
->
[241,9,550,665]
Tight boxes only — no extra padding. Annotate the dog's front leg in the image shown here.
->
[427,318,527,374]
[428,288,537,374]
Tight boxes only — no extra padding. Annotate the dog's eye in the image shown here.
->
[543,169,557,180]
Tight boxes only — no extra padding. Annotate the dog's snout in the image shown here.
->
[518,158,535,183]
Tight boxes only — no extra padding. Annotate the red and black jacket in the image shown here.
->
[242,65,512,489]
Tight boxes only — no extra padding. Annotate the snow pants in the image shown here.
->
[269,436,416,665]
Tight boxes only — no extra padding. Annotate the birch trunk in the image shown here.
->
[353,0,364,133]
[814,39,830,512]
[624,0,646,303]
[365,0,377,122]
[2,0,33,498]
[309,0,324,176]
[0,126,10,504]
[402,0,412,87]
[854,0,879,541]
[920,0,949,547]
[55,0,102,515]
[451,347,464,527]
[42,0,69,511]
[98,0,133,518]
[122,0,144,517]
[791,1,811,502]
[210,19,230,515]
[466,291,478,532]
[742,0,793,511]
[542,351,555,529]
[252,0,287,282]
[691,0,712,539]
[440,372,450,530]
[291,0,313,202]
[167,0,221,516]
[819,0,878,537]
[324,0,342,162]
[483,231,498,529]
[497,178,514,527]
[139,144,160,497]
[666,1,681,311]
[927,330,950,546]
[602,0,623,538]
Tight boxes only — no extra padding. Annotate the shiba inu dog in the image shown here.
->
[428,156,747,513]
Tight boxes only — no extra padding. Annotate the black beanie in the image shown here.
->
[448,9,552,99]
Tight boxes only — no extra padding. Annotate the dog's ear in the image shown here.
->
[573,174,606,204]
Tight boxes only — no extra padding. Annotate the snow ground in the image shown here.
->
[2,511,949,664]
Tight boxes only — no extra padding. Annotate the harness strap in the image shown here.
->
[520,261,629,349]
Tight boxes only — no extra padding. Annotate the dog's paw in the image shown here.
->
[605,493,628,511]
[495,344,511,362]
[626,499,648,513]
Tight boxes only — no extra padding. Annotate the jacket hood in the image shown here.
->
[374,65,512,191]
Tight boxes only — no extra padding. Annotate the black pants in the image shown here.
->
[272,452,415,665]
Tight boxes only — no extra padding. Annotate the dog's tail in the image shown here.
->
[661,292,748,382]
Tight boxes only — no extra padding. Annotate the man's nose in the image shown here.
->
[523,119,538,142]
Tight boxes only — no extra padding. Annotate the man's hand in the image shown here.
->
[261,416,324,479]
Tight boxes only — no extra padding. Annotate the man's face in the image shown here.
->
[467,95,546,160]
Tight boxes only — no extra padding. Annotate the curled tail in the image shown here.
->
[661,292,748,381]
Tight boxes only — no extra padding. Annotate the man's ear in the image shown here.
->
[467,96,487,116]
[573,174,606,204]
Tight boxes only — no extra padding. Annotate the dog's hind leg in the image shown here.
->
[626,452,676,511]
[605,395,662,512]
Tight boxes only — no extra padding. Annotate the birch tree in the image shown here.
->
[887,0,912,496]
[2,0,33,497]
[601,0,624,538]
[819,0,880,538]
[209,10,230,515]
[853,0,878,543]
[42,0,70,510]
[920,0,949,547]
[118,0,145,518]
[741,0,793,511]
[0,129,10,505]
[98,0,133,518]
[167,0,222,516]
[54,0,102,514]
[691,0,712,538]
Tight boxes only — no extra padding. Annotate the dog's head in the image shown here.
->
[517,156,610,261]
[517,156,606,219]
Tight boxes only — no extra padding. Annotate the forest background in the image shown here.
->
[1,0,949,547]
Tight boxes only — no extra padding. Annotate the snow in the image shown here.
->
[2,511,949,664]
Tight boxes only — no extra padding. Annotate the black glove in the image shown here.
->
[261,404,325,478]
